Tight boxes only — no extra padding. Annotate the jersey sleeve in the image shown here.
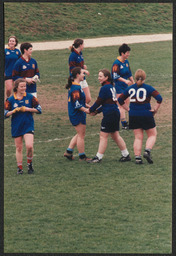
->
[112,63,120,81]
[118,90,130,105]
[12,60,22,81]
[32,96,42,114]
[151,88,162,103]
[4,99,11,118]
[89,87,105,113]
[71,90,83,109]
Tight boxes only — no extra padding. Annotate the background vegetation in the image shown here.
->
[4,2,172,254]
[4,2,172,42]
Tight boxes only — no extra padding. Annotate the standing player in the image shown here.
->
[69,38,91,103]
[4,78,42,174]
[88,69,131,163]
[12,42,40,97]
[64,67,90,161]
[111,43,134,129]
[118,69,162,164]
[5,36,21,98]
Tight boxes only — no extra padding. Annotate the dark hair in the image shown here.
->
[69,38,84,52]
[119,43,131,55]
[66,67,82,89]
[14,78,26,92]
[99,68,113,84]
[8,35,18,47]
[20,42,33,54]
[135,69,146,87]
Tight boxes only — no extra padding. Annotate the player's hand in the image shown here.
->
[89,112,97,116]
[20,106,26,112]
[150,109,157,115]
[126,80,132,86]
[26,78,34,84]
[32,75,41,83]
[12,107,20,114]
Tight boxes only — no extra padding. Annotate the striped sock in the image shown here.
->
[17,162,23,170]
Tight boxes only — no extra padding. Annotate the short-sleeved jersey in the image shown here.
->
[118,83,162,117]
[5,48,21,77]
[67,82,86,126]
[12,56,40,93]
[69,49,84,74]
[111,57,132,92]
[89,81,119,116]
[4,92,42,137]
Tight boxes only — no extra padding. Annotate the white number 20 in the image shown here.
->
[129,88,147,102]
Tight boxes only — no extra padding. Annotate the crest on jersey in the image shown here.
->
[126,63,129,67]
[16,51,19,55]
[32,64,35,69]
[22,65,27,69]
[13,103,18,108]
[120,65,123,69]
[25,100,29,104]
[6,51,10,55]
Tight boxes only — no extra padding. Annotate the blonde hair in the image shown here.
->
[135,69,146,87]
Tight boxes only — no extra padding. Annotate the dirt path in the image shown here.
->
[30,33,172,51]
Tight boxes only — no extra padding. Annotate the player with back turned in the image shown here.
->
[118,69,162,164]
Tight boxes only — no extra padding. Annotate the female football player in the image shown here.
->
[111,43,134,129]
[69,38,91,103]
[64,67,90,161]
[12,42,40,98]
[5,35,21,98]
[88,69,131,163]
[4,78,42,174]
[118,69,162,164]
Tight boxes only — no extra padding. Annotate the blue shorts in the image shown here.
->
[129,115,156,130]
[115,81,127,94]
[101,111,120,133]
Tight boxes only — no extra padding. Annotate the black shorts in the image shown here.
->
[101,111,120,133]
[5,76,12,81]
[129,115,156,130]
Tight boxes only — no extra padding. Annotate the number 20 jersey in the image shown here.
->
[118,83,162,117]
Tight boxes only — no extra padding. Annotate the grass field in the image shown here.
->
[4,2,172,42]
[4,40,172,253]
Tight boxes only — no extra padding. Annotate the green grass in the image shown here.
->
[4,41,172,253]
[4,2,172,43]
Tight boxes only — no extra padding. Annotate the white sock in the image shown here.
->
[121,149,129,157]
[96,152,104,160]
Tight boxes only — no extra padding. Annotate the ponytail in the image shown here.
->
[65,76,74,89]
[135,69,146,87]
[65,67,82,89]
[69,38,84,52]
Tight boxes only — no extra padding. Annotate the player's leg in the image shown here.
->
[88,131,109,163]
[75,123,89,161]
[5,79,14,98]
[143,127,157,164]
[14,136,23,174]
[64,134,77,160]
[111,131,131,162]
[80,80,91,104]
[133,129,144,164]
[117,93,129,129]
[24,133,34,174]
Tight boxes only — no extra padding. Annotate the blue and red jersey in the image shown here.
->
[5,47,21,77]
[89,81,119,116]
[111,57,132,93]
[69,49,84,75]
[4,92,42,137]
[67,82,86,126]
[12,57,40,93]
[118,83,162,117]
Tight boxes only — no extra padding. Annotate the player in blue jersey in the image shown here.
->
[111,43,134,129]
[118,69,162,164]
[69,38,91,103]
[5,36,21,98]
[12,42,40,97]
[64,67,91,161]
[4,78,42,174]
[87,69,131,163]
